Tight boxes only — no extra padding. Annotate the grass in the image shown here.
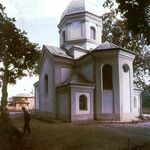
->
[10,116,150,150]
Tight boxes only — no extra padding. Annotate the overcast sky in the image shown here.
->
[0,0,107,98]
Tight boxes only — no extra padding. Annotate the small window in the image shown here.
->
[134,97,137,108]
[123,64,129,72]
[62,31,65,44]
[44,74,48,94]
[79,95,87,110]
[90,26,96,40]
[102,64,113,90]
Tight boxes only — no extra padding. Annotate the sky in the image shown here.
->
[0,0,107,98]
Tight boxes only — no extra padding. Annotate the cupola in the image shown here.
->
[58,0,102,51]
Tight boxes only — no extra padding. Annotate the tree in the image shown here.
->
[0,4,40,108]
[102,10,150,89]
[103,0,150,44]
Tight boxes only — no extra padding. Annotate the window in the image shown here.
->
[79,95,87,110]
[123,64,129,72]
[90,26,96,40]
[134,97,137,108]
[62,31,65,44]
[44,74,48,94]
[102,64,113,90]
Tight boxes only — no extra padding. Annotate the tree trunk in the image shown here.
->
[1,76,8,108]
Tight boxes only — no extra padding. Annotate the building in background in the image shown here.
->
[34,0,142,122]
[8,93,34,111]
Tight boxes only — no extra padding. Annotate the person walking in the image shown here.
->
[22,106,30,135]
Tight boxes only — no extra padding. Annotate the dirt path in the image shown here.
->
[12,117,150,150]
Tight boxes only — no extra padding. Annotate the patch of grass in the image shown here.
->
[0,113,28,150]
[11,117,150,150]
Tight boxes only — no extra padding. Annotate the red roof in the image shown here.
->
[16,100,29,104]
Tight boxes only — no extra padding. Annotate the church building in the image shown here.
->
[34,0,142,122]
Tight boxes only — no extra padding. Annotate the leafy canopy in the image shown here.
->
[0,3,40,85]
[103,0,150,44]
[0,3,40,107]
[102,10,150,89]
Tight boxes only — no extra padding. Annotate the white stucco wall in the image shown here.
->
[74,50,86,59]
[59,93,69,114]
[81,63,93,81]
[40,57,54,113]
[133,89,142,116]
[70,21,82,39]
[34,83,39,110]
[61,67,72,82]
[118,51,135,121]
[122,70,131,113]
[57,91,70,121]
[102,90,113,113]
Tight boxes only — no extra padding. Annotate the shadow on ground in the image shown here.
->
[1,113,150,150]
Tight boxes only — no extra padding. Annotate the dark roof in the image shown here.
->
[60,0,100,21]
[44,45,73,59]
[95,41,120,50]
[94,41,135,55]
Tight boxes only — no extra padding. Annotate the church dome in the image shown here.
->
[60,0,100,20]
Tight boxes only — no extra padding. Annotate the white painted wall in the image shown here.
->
[40,58,53,112]
[70,21,82,39]
[102,90,113,113]
[59,93,69,114]
[133,90,142,116]
[34,84,39,110]
[61,67,72,82]
[122,70,131,113]
[81,63,93,81]
[74,50,86,59]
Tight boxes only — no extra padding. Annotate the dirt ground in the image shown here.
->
[10,116,150,150]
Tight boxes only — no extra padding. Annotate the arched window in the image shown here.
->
[102,64,113,90]
[90,26,96,40]
[123,64,129,72]
[44,74,48,94]
[62,31,65,44]
[79,95,87,110]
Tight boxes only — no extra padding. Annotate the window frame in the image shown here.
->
[44,74,48,95]
[62,31,66,44]
[90,26,96,40]
[102,64,113,90]
[79,94,88,110]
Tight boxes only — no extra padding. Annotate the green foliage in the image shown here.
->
[0,3,41,107]
[102,10,150,89]
[102,10,150,104]
[142,85,150,108]
[103,0,150,44]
